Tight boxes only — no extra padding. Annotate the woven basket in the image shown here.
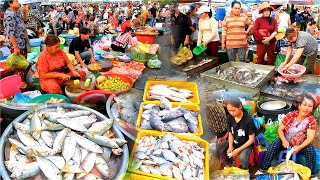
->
[133,59,148,65]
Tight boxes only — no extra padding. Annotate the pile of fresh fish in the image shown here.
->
[213,66,266,87]
[111,88,143,125]
[130,133,205,180]
[140,97,199,133]
[4,107,127,180]
[146,84,193,103]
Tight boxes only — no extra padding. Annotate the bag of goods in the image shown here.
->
[6,54,30,70]
[267,161,311,180]
[263,119,279,144]
[147,59,162,69]
[171,47,193,66]
[66,53,77,65]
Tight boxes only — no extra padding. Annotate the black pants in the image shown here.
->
[69,22,75,30]
[301,22,307,31]
[62,22,68,30]
[111,44,125,53]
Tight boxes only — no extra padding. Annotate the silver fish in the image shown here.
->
[172,165,183,179]
[162,149,179,164]
[62,135,77,162]
[30,113,42,140]
[140,165,150,173]
[8,138,31,155]
[36,156,62,180]
[83,173,103,180]
[187,121,198,133]
[45,155,66,170]
[135,151,149,160]
[40,123,54,148]
[160,162,173,177]
[9,162,40,179]
[149,112,165,131]
[63,173,75,180]
[164,117,189,133]
[72,144,81,165]
[53,128,71,154]
[88,120,113,136]
[95,155,110,177]
[141,119,153,130]
[150,156,168,165]
[85,133,119,149]
[192,149,205,159]
[160,97,172,110]
[15,154,28,163]
[64,110,92,118]
[26,145,55,157]
[42,120,65,131]
[102,147,112,159]
[142,160,157,165]
[80,147,89,162]
[75,114,98,128]
[169,141,182,156]
[112,148,124,156]
[72,133,103,153]
[191,154,204,168]
[149,166,162,175]
[77,152,96,178]
[161,109,184,122]
[143,104,155,110]
[9,147,19,161]
[183,166,192,179]
[112,138,127,146]
[17,130,40,146]
[180,108,198,125]
[56,118,88,132]
[43,111,62,123]
[152,149,162,156]
[13,122,30,134]
[62,160,84,173]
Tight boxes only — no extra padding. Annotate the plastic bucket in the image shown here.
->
[0,75,22,99]
[0,104,129,180]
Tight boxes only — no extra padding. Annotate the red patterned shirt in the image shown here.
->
[281,111,317,135]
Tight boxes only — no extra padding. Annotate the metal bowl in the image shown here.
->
[260,100,287,111]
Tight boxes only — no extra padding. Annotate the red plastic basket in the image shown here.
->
[74,90,111,104]
[0,75,21,99]
[95,73,134,95]
[135,35,156,44]
[278,64,306,79]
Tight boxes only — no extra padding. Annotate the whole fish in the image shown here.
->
[56,118,88,132]
[80,147,89,162]
[88,120,112,136]
[64,110,92,118]
[53,128,71,154]
[72,133,103,153]
[63,173,75,180]
[77,152,96,178]
[112,148,124,156]
[180,108,198,125]
[164,117,189,133]
[95,155,110,177]
[160,97,172,110]
[102,147,112,159]
[150,155,168,165]
[161,109,184,122]
[148,166,162,175]
[45,155,66,170]
[149,112,165,131]
[187,121,198,133]
[75,114,98,128]
[13,122,30,134]
[62,135,77,162]
[9,162,40,179]
[83,173,103,180]
[17,130,40,146]
[72,144,81,165]
[15,154,29,163]
[42,120,65,131]
[159,162,173,177]
[30,113,42,140]
[25,145,55,157]
[40,123,54,148]
[112,138,127,146]
[43,111,62,123]
[162,149,179,164]
[36,156,62,180]
[85,133,119,149]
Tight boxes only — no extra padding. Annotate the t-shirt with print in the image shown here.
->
[227,111,256,149]
[287,31,318,56]
[69,37,90,55]
[285,118,309,142]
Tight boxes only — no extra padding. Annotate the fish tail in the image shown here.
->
[61,165,71,173]
[33,130,42,135]
[10,143,18,151]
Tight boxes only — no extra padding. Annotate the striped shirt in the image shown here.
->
[112,33,134,48]
[287,31,318,56]
[222,13,252,48]
[281,111,317,135]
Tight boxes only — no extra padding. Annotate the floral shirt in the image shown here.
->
[4,9,26,49]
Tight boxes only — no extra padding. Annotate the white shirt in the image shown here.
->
[197,17,220,45]
[278,12,290,29]
[48,10,58,22]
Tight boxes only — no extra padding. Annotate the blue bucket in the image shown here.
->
[29,38,42,47]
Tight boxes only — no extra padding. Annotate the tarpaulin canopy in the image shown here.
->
[289,0,312,5]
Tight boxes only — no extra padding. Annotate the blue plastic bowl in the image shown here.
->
[0,56,8,61]
[29,38,43,47]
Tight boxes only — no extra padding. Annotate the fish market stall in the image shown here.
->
[0,104,129,180]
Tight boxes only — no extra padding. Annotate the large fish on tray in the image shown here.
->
[146,84,193,103]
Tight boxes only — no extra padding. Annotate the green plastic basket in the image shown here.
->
[193,45,207,55]
[28,94,70,103]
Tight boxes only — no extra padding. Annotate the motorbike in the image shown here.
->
[42,19,63,35]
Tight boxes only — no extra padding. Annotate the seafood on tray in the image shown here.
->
[4,107,127,180]
[213,66,266,87]
[139,97,199,133]
[130,133,205,180]
[146,84,193,103]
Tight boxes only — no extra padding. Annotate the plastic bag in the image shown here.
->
[314,105,320,121]
[298,148,320,174]
[13,93,31,103]
[267,161,311,180]
[171,47,193,66]
[213,167,249,175]
[264,119,279,144]
[6,54,30,70]
[275,54,286,68]
[147,59,162,69]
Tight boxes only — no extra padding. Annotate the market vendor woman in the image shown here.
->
[213,97,256,170]
[282,28,318,74]
[260,94,317,176]
[36,35,80,94]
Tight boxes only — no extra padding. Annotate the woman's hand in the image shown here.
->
[70,70,80,77]
[262,37,270,45]
[60,74,71,81]
[281,139,289,148]
[292,146,301,153]
[184,39,189,46]
[202,41,208,48]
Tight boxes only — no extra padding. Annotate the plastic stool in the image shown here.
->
[235,149,255,167]
[278,150,297,163]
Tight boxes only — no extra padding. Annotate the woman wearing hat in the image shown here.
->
[197,5,219,57]
[282,28,318,74]
[252,2,278,65]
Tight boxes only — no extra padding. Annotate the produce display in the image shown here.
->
[97,76,131,92]
[213,66,266,87]
[109,61,145,81]
[146,84,193,103]
[130,133,205,180]
[4,107,127,179]
[139,98,199,133]
[87,63,102,72]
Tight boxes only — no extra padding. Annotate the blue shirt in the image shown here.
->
[4,9,26,49]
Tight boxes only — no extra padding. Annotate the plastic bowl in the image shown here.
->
[28,94,70,103]
[278,64,306,79]
[65,86,85,103]
[95,73,134,95]
[193,45,207,55]
[74,90,111,104]
[29,38,42,47]
[0,104,129,180]
[0,75,21,99]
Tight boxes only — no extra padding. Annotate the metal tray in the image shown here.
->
[201,62,275,89]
